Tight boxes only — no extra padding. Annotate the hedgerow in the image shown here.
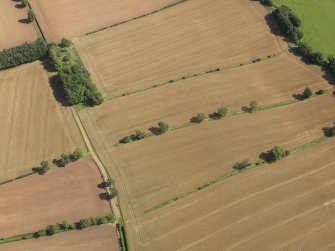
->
[0,39,48,70]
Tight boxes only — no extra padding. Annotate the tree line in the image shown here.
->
[0,39,48,70]
[260,1,335,78]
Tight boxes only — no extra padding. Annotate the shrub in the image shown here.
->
[316,89,325,95]
[72,147,84,160]
[217,107,228,118]
[121,136,132,144]
[62,220,70,230]
[22,0,29,7]
[303,87,313,99]
[234,159,251,170]
[268,146,288,162]
[110,187,118,199]
[28,9,35,22]
[196,113,207,123]
[158,121,169,134]
[61,153,71,166]
[250,101,258,112]
[135,130,146,140]
[60,38,72,48]
[40,160,50,173]
[79,219,91,229]
[34,229,46,238]
[0,39,48,70]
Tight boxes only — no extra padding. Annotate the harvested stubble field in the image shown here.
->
[82,53,330,144]
[0,0,38,50]
[0,158,110,238]
[137,139,335,250]
[0,62,78,181]
[29,0,179,42]
[80,92,335,250]
[0,225,119,251]
[75,0,281,98]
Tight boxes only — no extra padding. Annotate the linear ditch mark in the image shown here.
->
[115,92,326,147]
[144,135,331,214]
[74,54,278,112]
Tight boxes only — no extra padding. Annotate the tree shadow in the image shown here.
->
[209,112,220,120]
[148,127,161,135]
[322,126,335,137]
[41,60,71,107]
[292,93,305,101]
[97,181,108,189]
[99,192,111,201]
[241,106,252,113]
[18,19,30,24]
[52,158,65,168]
[190,116,200,123]
[15,3,25,9]
[259,152,272,163]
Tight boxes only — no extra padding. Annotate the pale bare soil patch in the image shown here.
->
[137,139,335,250]
[0,224,119,251]
[0,62,78,180]
[0,0,38,50]
[75,0,281,98]
[29,0,178,42]
[0,158,110,238]
[84,54,330,144]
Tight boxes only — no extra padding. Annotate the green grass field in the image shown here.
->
[273,0,335,57]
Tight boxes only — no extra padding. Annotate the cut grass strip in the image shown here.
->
[144,136,330,214]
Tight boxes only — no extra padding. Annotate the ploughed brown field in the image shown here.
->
[0,158,110,238]
[75,0,281,98]
[0,225,119,251]
[29,0,178,42]
[0,0,38,50]
[82,53,330,145]
[0,62,78,181]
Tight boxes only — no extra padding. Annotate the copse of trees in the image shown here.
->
[0,39,48,70]
[272,5,302,43]
[48,42,103,106]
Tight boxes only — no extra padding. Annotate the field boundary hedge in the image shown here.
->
[0,213,115,245]
[116,90,326,146]
[85,0,189,36]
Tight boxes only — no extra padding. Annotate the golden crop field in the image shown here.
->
[75,0,281,98]
[0,62,77,181]
[74,0,335,250]
[29,0,179,42]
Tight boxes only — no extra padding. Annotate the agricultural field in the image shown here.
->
[73,0,335,250]
[137,138,335,250]
[273,0,335,56]
[0,62,79,181]
[80,92,335,250]
[0,0,38,50]
[74,0,281,98]
[0,225,119,251]
[28,0,179,42]
[82,53,330,144]
[0,158,110,238]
